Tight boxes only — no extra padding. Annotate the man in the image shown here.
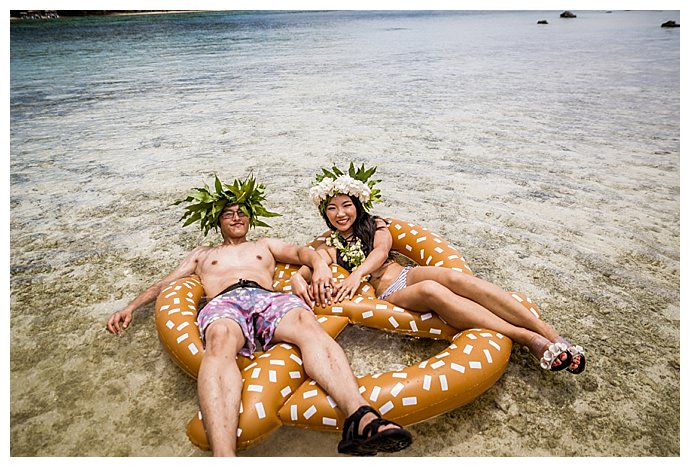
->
[106,174,412,457]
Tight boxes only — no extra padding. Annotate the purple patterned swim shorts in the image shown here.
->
[197,286,308,358]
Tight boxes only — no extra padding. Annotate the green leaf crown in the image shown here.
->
[174,174,280,236]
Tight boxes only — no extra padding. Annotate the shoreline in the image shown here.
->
[107,10,205,17]
[10,10,205,20]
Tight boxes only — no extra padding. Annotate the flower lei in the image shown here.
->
[326,232,367,269]
[309,162,381,213]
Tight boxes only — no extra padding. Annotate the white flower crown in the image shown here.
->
[309,175,372,207]
[309,163,381,212]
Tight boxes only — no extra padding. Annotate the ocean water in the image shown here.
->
[10,10,680,250]
[10,10,680,456]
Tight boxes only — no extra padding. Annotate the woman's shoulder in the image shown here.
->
[373,216,390,229]
[372,218,393,244]
[322,230,337,241]
[316,231,337,248]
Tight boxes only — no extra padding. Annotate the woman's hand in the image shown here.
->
[290,273,314,309]
[332,270,363,303]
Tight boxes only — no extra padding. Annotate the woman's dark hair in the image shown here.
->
[321,195,387,271]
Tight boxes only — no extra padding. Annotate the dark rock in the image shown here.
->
[661,20,680,28]
[560,11,577,18]
[537,20,548,24]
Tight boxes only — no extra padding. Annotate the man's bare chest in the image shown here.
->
[198,243,274,274]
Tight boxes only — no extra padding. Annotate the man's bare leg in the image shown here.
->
[271,307,399,436]
[197,319,245,456]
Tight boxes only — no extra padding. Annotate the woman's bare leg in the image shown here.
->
[405,267,562,342]
[387,280,565,364]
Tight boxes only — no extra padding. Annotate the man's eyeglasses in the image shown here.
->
[222,210,248,219]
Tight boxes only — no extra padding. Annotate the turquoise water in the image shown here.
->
[10,10,680,242]
[9,9,681,264]
[10,10,680,456]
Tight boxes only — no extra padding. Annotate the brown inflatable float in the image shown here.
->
[155,219,533,450]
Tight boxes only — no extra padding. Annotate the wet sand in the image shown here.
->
[9,151,680,456]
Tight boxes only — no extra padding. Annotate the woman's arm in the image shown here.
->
[332,220,392,302]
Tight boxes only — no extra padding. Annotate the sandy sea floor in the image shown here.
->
[9,151,680,457]
[8,9,680,459]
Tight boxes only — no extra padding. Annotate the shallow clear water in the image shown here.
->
[10,10,680,456]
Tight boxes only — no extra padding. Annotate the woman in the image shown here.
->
[292,163,586,374]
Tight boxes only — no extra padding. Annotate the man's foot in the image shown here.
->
[338,405,412,456]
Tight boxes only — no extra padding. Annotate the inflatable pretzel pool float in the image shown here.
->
[155,219,541,450]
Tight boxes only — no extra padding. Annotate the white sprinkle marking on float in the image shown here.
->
[391,382,405,397]
[304,405,317,420]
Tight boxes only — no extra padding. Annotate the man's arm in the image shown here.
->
[295,244,334,281]
[106,246,207,335]
[264,238,334,308]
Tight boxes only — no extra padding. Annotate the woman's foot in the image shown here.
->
[528,336,571,372]
[539,342,572,371]
[555,337,586,374]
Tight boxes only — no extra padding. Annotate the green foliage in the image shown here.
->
[174,174,280,236]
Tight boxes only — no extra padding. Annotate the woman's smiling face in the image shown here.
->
[325,194,357,235]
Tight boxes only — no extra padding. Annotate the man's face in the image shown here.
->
[219,204,250,238]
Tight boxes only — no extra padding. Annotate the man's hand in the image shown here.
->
[107,309,133,335]
[290,273,314,309]
[104,246,204,337]
[310,262,334,308]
